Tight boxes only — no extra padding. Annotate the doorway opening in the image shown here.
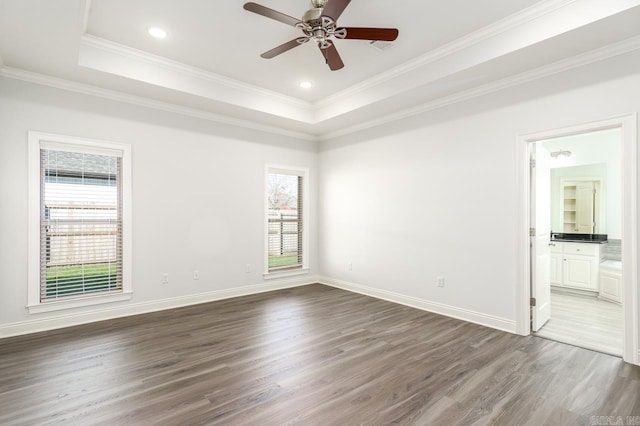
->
[531,128,623,356]
[517,115,638,365]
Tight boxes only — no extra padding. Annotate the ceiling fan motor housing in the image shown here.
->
[301,7,338,49]
[302,8,324,25]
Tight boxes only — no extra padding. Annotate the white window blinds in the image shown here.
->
[267,172,303,272]
[40,148,123,301]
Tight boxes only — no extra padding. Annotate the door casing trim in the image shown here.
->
[516,114,638,365]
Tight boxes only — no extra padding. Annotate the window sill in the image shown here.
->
[263,268,309,280]
[27,292,133,314]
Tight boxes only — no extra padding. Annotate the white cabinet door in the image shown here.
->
[550,253,563,285]
[563,254,597,290]
[576,182,595,233]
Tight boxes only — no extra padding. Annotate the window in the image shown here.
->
[265,166,308,277]
[28,133,132,312]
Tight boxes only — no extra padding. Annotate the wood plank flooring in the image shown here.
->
[1,284,639,425]
[536,290,623,356]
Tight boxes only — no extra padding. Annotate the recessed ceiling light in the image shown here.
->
[148,27,167,39]
[299,81,313,89]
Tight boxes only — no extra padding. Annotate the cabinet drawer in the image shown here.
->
[562,243,598,256]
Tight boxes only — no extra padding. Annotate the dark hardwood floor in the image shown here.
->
[1,284,639,425]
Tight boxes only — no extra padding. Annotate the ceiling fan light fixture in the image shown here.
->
[147,27,167,39]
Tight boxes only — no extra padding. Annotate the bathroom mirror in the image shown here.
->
[550,164,606,234]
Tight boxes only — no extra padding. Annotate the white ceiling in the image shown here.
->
[1,0,640,140]
[85,0,536,101]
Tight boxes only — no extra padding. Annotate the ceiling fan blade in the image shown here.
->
[321,0,351,22]
[320,43,344,71]
[261,38,308,59]
[243,2,301,27]
[338,27,399,41]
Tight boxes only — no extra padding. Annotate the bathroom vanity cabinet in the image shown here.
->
[549,241,605,292]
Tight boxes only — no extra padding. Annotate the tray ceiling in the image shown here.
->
[1,0,640,139]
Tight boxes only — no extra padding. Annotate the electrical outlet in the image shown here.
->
[162,273,169,284]
[193,270,200,280]
[437,276,445,287]
[245,264,251,273]
[348,262,353,271]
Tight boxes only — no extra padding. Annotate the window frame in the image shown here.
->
[263,164,309,279]
[27,132,133,313]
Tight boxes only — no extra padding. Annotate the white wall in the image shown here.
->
[318,50,640,331]
[0,77,318,332]
[545,128,622,238]
[1,49,639,347]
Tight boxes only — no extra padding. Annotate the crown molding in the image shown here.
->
[0,66,318,142]
[2,34,638,144]
[314,0,578,109]
[81,34,312,111]
[78,0,578,122]
[76,0,640,127]
[320,35,640,141]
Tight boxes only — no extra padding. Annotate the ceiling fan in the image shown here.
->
[243,0,399,71]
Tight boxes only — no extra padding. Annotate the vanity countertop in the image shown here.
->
[550,233,608,244]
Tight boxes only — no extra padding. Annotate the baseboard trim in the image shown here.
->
[1,275,520,338]
[551,285,598,298]
[0,275,319,339]
[319,276,517,334]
